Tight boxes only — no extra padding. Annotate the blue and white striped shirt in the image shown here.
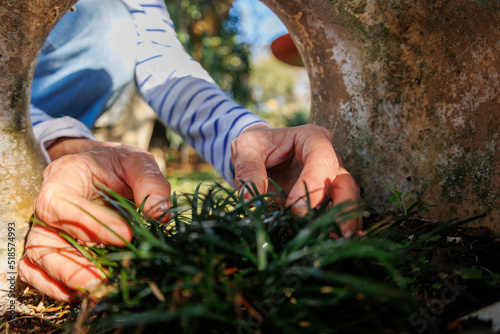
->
[31,0,269,186]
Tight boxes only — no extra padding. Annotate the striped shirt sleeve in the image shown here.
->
[121,0,270,185]
[30,104,98,163]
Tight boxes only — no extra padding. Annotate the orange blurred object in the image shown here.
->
[271,33,304,67]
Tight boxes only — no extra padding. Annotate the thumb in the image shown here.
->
[117,146,171,218]
[231,130,269,198]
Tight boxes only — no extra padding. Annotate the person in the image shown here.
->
[18,0,361,302]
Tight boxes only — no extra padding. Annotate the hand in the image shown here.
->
[231,124,362,236]
[18,144,171,301]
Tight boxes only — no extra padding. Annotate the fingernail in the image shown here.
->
[292,199,308,216]
[84,278,103,291]
[149,195,169,211]
[239,187,251,200]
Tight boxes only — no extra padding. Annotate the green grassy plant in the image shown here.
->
[166,168,228,195]
[383,182,415,220]
[58,182,499,334]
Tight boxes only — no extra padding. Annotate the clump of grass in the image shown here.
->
[61,182,499,334]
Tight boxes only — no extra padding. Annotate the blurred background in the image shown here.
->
[93,0,310,193]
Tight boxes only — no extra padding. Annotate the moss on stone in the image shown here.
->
[329,0,382,41]
[441,147,496,207]
[9,75,31,132]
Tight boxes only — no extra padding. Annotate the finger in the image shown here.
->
[231,131,269,198]
[114,147,172,219]
[35,181,133,245]
[328,168,362,237]
[286,132,340,215]
[23,224,107,292]
[18,257,83,302]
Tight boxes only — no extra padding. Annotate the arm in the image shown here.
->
[232,124,362,236]
[19,144,171,302]
[121,0,269,183]
[121,1,361,228]
[20,1,361,302]
[30,104,100,161]
[23,106,170,302]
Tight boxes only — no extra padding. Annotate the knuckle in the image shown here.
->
[322,150,339,166]
[234,165,255,180]
[17,258,30,283]
[41,165,52,180]
[123,148,157,165]
[353,183,361,197]
[134,172,166,189]
[23,246,42,268]
[42,155,71,179]
[230,138,238,152]
[335,153,344,167]
[34,185,56,223]
[323,129,333,141]
[233,132,253,147]
[348,181,361,198]
[24,235,49,263]
[304,124,332,140]
[340,171,361,198]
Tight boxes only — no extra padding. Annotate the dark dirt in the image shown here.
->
[1,213,499,334]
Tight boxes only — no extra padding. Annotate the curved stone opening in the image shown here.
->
[257,0,500,232]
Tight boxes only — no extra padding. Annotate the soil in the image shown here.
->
[365,213,500,333]
[1,213,499,334]
[0,282,78,333]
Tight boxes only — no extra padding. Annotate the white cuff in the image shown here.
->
[33,116,97,163]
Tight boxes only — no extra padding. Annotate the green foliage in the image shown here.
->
[285,110,309,127]
[167,166,228,194]
[64,184,416,333]
[383,182,415,219]
[60,183,499,333]
[249,56,299,104]
[164,0,252,105]
[246,55,311,128]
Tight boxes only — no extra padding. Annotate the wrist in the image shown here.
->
[46,137,115,160]
[241,123,272,134]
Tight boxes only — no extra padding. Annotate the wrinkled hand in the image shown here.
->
[18,144,171,302]
[231,124,362,235]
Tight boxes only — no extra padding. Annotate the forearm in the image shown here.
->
[30,104,101,162]
[147,77,268,184]
[121,0,269,184]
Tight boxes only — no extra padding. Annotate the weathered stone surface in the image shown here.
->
[0,0,77,303]
[262,0,500,231]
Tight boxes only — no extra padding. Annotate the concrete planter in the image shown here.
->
[262,0,500,232]
[0,0,77,299]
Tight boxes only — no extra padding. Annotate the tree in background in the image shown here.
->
[250,56,297,105]
[249,55,309,128]
[164,0,252,106]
